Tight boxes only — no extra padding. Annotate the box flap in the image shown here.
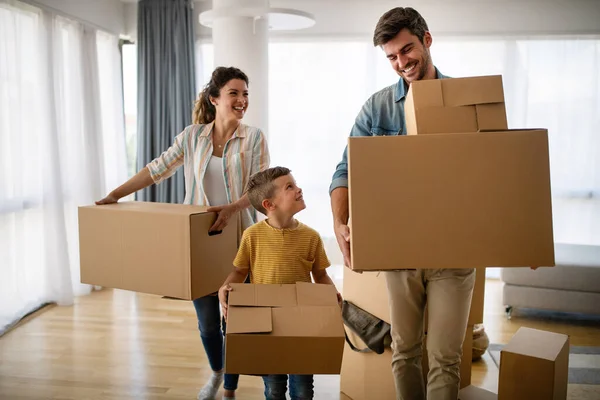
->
[295,282,339,306]
[79,201,209,216]
[476,103,508,131]
[408,79,444,108]
[503,327,569,361]
[442,75,504,106]
[227,306,272,334]
[228,283,298,307]
[271,306,344,337]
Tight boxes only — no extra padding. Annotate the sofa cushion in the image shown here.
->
[502,284,600,315]
[501,264,600,293]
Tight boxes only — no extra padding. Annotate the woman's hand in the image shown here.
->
[95,193,119,205]
[207,203,239,232]
[218,284,233,320]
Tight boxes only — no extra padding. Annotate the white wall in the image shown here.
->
[26,0,126,35]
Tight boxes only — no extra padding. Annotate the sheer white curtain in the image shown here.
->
[432,37,600,260]
[195,37,600,276]
[0,0,127,333]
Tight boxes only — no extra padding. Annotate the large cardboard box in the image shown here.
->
[341,327,473,400]
[498,327,569,400]
[78,202,238,300]
[348,130,555,271]
[405,75,508,135]
[459,385,498,400]
[342,267,485,326]
[224,282,345,375]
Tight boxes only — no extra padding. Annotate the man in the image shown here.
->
[329,7,475,400]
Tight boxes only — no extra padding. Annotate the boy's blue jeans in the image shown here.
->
[262,374,314,400]
[192,294,239,391]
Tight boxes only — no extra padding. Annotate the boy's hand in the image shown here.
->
[336,292,343,308]
[218,284,233,320]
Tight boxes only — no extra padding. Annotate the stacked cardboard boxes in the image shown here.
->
[347,75,555,271]
[341,74,556,399]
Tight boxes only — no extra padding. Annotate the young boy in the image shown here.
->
[218,166,340,400]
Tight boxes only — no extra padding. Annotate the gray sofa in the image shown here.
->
[501,243,600,316]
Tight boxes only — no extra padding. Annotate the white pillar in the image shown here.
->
[212,0,269,131]
[201,0,314,134]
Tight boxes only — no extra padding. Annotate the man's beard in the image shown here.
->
[415,49,432,81]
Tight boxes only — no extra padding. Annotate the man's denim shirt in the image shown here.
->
[329,68,447,194]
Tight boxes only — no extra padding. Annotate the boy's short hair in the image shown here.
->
[246,166,291,215]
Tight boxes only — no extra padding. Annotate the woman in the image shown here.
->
[97,66,270,400]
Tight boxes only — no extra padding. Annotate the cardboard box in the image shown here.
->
[342,267,485,326]
[498,327,569,400]
[78,201,237,300]
[224,282,345,375]
[347,130,555,271]
[459,385,498,400]
[340,342,397,400]
[405,75,508,135]
[341,327,472,400]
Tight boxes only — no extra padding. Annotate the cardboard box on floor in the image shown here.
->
[341,327,473,400]
[498,327,569,400]
[224,282,345,375]
[347,129,555,271]
[405,75,508,135]
[78,202,238,300]
[342,267,485,326]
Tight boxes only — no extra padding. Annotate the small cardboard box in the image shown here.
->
[78,201,237,300]
[405,75,508,135]
[224,282,345,375]
[499,327,569,400]
[459,385,498,400]
[348,130,555,271]
[342,267,485,326]
[340,326,473,400]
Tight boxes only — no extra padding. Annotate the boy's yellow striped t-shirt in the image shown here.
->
[233,220,330,284]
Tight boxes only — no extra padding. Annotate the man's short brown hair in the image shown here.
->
[373,7,429,47]
[246,166,291,215]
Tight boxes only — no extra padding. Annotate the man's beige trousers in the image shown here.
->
[385,268,476,400]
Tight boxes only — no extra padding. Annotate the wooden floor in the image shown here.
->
[1,279,599,399]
